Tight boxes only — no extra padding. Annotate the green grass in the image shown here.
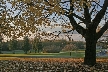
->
[58,51,85,58]
[0,51,85,58]
[2,50,24,54]
[1,50,107,58]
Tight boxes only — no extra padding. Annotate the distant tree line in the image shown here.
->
[0,36,86,54]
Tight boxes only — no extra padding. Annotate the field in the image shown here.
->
[0,50,85,58]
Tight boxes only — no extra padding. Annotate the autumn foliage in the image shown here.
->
[0,58,108,71]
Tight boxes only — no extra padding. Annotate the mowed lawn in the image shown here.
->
[0,50,85,58]
[0,50,108,58]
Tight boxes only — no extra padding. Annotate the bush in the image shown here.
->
[43,45,62,53]
[62,43,77,51]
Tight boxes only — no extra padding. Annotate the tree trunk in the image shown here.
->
[84,30,97,66]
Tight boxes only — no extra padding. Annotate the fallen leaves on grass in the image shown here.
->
[0,58,108,72]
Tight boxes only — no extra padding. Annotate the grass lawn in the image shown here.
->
[1,50,108,58]
[0,51,85,58]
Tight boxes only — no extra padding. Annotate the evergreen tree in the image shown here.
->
[9,39,17,54]
[23,36,30,54]
[0,36,3,54]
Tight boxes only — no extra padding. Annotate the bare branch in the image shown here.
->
[0,5,6,8]
[72,13,86,24]
[83,0,91,25]
[93,1,102,8]
[67,14,86,38]
[44,0,55,7]
[90,5,95,16]
[14,10,22,18]
[96,22,108,40]
[92,0,108,29]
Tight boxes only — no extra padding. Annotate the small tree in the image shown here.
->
[33,37,38,53]
[0,42,2,54]
[23,36,30,54]
[43,45,61,53]
[0,36,3,54]
[33,37,43,53]
[8,39,17,54]
[62,43,77,52]
[37,41,43,53]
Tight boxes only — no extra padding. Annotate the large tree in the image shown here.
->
[1,0,108,66]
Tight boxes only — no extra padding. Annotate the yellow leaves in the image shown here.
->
[31,27,37,33]
[86,2,91,8]
[27,19,33,24]
[13,35,18,39]
[72,0,76,3]
[67,26,71,29]
[37,11,42,17]
[48,0,54,5]
[46,23,50,26]
[24,27,30,32]
[18,20,24,25]
[29,6,35,12]
[79,0,84,6]
[71,0,91,8]
[18,32,23,36]
[1,14,6,19]
[77,8,81,12]
[61,10,66,15]
[54,24,59,26]
[41,32,45,36]
[62,29,66,33]
[36,18,43,24]
[22,12,29,16]
[37,0,42,3]
[23,0,31,3]
[44,2,49,6]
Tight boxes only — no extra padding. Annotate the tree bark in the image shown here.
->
[84,29,97,66]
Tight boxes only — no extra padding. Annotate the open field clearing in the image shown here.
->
[0,57,108,72]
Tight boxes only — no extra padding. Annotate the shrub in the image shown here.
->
[62,43,77,51]
[43,45,62,53]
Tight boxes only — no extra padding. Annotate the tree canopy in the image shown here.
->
[0,0,107,40]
